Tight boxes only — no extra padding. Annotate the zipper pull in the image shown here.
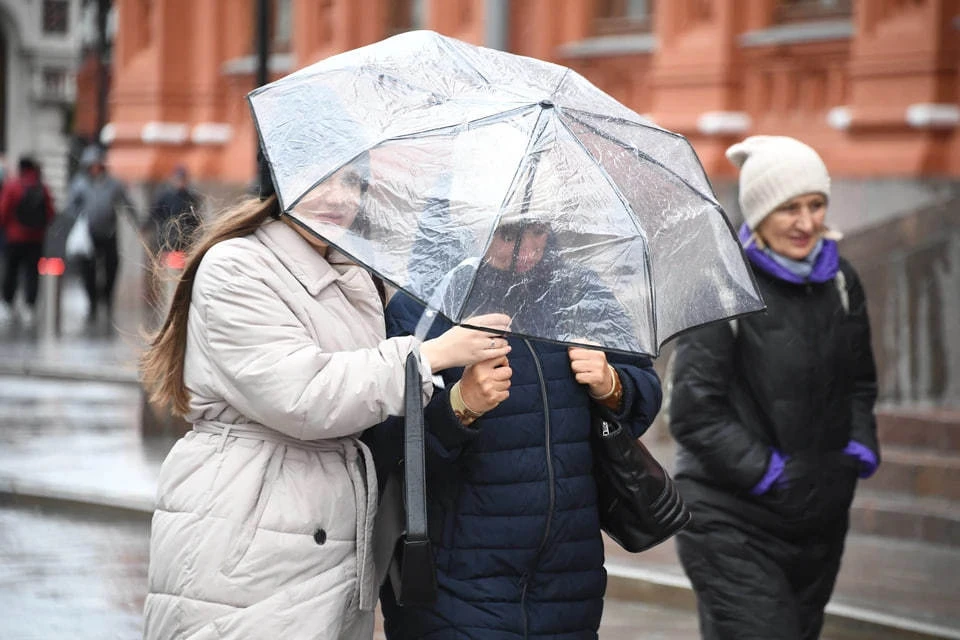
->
[600,420,612,437]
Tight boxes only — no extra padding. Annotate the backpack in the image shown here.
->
[15,184,48,229]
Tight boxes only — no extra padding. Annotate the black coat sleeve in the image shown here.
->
[668,321,771,491]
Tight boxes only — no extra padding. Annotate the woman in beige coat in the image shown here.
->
[139,159,512,640]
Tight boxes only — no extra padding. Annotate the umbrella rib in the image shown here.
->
[559,108,761,352]
[285,104,540,212]
[554,113,659,349]
[439,36,491,86]
[553,114,648,244]
[455,104,551,324]
[284,148,375,212]
[561,107,719,209]
[247,94,286,210]
[565,106,688,140]
[381,104,536,143]
[550,68,572,102]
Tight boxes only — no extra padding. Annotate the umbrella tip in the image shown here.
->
[539,99,554,109]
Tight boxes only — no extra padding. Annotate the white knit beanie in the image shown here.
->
[725,135,831,230]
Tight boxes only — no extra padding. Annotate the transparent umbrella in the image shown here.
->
[248,30,764,356]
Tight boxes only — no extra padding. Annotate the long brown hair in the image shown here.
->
[140,195,280,416]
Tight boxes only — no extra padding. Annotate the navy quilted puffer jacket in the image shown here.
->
[367,291,662,640]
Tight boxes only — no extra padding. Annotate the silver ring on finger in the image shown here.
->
[489,338,496,349]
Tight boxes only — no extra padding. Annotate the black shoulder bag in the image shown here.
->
[386,352,439,605]
[591,407,691,552]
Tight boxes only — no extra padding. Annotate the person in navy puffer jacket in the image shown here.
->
[366,219,662,640]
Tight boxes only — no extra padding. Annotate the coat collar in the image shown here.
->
[255,220,358,297]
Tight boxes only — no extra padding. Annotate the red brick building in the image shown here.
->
[97,0,960,185]
[87,0,960,408]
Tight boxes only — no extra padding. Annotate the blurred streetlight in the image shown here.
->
[254,0,270,192]
[95,0,110,143]
[256,0,270,89]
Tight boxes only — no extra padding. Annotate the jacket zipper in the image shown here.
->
[520,339,555,640]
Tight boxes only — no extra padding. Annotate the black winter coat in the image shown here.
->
[669,257,879,535]
[367,289,662,640]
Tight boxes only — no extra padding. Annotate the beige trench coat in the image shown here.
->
[143,221,431,640]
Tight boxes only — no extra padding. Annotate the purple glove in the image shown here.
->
[843,440,879,478]
[750,449,787,496]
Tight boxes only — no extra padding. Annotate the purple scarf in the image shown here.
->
[738,223,839,284]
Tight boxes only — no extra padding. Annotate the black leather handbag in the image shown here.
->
[386,352,439,606]
[591,408,691,552]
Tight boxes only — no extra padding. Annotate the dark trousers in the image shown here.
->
[79,234,119,316]
[675,511,846,640]
[2,241,43,307]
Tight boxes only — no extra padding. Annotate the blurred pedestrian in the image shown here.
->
[0,153,9,257]
[148,164,202,253]
[668,135,880,640]
[366,216,662,639]
[0,156,56,324]
[67,145,137,323]
[139,154,513,640]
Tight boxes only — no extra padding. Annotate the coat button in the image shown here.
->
[313,528,327,545]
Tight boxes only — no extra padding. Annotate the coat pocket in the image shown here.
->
[811,452,858,523]
[762,455,816,522]
[220,443,285,575]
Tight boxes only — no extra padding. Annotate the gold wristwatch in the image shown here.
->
[450,382,484,426]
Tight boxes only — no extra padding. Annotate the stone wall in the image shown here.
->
[841,196,960,408]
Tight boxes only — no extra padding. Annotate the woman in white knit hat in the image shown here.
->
[667,135,880,640]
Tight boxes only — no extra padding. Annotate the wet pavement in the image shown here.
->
[0,501,149,640]
[0,359,703,638]
[0,498,704,640]
[0,279,708,638]
[0,277,958,639]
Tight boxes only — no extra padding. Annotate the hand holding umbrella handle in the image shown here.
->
[456,355,513,419]
[420,313,512,371]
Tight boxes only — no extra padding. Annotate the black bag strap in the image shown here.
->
[390,351,438,605]
[403,351,429,543]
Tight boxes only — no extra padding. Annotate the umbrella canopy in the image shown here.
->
[248,30,764,356]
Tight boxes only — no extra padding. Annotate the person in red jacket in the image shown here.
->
[0,156,56,324]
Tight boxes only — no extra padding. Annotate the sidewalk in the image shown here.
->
[1,280,958,639]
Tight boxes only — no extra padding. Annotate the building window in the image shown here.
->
[776,0,853,23]
[594,0,653,35]
[41,67,68,100]
[389,0,427,34]
[43,0,70,34]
